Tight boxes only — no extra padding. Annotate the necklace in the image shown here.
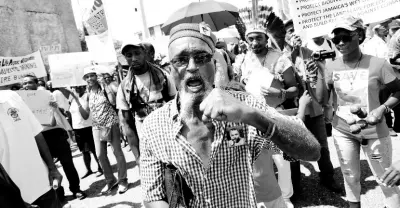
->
[342,53,363,90]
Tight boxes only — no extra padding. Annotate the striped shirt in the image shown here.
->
[140,90,303,208]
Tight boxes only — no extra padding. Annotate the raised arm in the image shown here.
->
[200,89,320,161]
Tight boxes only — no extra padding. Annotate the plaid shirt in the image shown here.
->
[140,90,303,208]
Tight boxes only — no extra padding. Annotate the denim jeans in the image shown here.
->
[93,123,127,184]
[333,129,400,207]
[291,115,334,193]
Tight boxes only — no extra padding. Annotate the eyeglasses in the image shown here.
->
[170,53,213,68]
[332,33,356,45]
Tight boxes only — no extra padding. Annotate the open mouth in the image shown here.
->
[186,77,204,92]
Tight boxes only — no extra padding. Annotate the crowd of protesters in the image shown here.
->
[1,5,400,208]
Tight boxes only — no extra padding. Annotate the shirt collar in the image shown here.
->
[170,93,180,123]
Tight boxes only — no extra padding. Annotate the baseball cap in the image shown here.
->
[120,38,143,55]
[284,19,293,28]
[389,19,400,29]
[332,15,364,33]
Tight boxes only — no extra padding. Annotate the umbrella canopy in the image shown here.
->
[161,0,239,35]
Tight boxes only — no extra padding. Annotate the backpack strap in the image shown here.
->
[102,86,118,113]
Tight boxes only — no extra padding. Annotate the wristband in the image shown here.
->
[382,104,390,114]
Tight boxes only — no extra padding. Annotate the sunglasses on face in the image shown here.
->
[170,52,213,68]
[332,33,356,45]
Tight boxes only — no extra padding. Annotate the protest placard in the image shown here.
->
[0,51,47,87]
[40,44,62,65]
[290,0,400,39]
[86,30,117,63]
[49,52,93,88]
[17,90,53,125]
[85,0,108,35]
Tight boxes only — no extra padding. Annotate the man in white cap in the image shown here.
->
[116,39,177,164]
[140,22,321,208]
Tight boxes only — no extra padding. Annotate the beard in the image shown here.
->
[251,44,265,54]
[179,75,213,121]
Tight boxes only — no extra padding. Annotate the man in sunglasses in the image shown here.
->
[140,22,321,208]
[283,20,343,197]
[326,15,400,208]
[116,39,177,163]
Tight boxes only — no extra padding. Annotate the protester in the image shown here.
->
[0,90,63,207]
[234,16,300,207]
[363,23,389,58]
[37,79,46,90]
[283,19,342,197]
[83,66,128,194]
[68,85,103,179]
[140,22,321,208]
[116,40,177,164]
[22,75,86,200]
[327,15,400,208]
[305,35,341,137]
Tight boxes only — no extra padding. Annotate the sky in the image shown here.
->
[71,0,253,41]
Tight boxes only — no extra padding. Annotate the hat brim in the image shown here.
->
[82,72,96,80]
[121,44,142,55]
[332,25,357,33]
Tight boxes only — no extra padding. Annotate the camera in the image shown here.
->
[312,50,336,61]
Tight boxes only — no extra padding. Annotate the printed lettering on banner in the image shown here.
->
[0,51,47,87]
[85,0,108,35]
[17,90,53,125]
[86,30,117,63]
[49,52,93,88]
[332,69,369,120]
[290,0,400,39]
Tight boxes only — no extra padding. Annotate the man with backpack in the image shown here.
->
[116,40,177,165]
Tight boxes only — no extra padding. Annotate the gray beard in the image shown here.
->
[179,81,213,122]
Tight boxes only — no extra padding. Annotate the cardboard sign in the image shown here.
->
[17,90,53,125]
[85,0,108,35]
[0,51,47,86]
[290,0,400,39]
[49,52,93,87]
[40,44,62,65]
[86,30,117,63]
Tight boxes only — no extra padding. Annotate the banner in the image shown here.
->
[0,51,47,87]
[17,90,53,125]
[290,0,400,39]
[86,30,117,63]
[40,44,62,65]
[85,0,108,35]
[49,52,93,88]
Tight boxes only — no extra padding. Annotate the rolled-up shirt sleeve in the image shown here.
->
[140,126,166,202]
[116,84,130,111]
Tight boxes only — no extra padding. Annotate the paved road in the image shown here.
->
[59,135,400,208]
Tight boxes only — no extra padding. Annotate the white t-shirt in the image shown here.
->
[53,90,70,111]
[69,93,92,129]
[134,71,176,103]
[0,90,50,203]
[362,36,389,59]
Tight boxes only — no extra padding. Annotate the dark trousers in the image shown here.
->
[42,128,81,193]
[32,189,62,208]
[291,115,335,192]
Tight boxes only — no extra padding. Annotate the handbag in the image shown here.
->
[164,163,193,208]
[99,126,112,142]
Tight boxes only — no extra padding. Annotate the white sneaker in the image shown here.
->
[284,199,294,208]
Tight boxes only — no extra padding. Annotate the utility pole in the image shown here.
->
[139,0,150,39]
